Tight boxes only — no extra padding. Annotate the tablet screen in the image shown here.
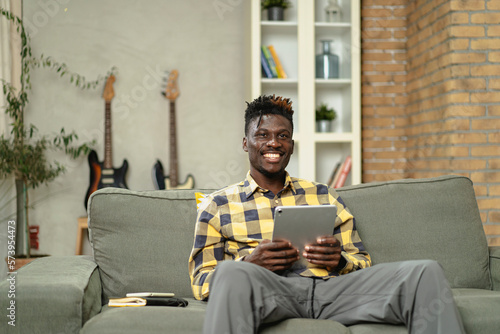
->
[272,205,337,253]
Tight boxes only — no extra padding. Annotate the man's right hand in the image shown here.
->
[243,239,299,272]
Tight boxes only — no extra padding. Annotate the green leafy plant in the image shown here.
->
[315,103,337,121]
[0,8,114,257]
[261,0,292,10]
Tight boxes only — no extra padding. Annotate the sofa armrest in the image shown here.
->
[489,246,500,291]
[0,255,102,334]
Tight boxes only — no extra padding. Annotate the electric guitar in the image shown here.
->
[152,70,195,190]
[84,75,128,209]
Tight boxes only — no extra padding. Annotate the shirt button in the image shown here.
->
[275,200,279,204]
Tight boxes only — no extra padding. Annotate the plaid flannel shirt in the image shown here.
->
[188,171,371,301]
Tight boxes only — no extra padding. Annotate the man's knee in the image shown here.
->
[404,259,443,275]
[212,261,260,285]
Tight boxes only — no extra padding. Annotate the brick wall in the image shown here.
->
[362,0,500,246]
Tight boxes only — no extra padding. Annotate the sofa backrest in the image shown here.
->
[88,188,213,302]
[337,175,491,290]
[89,175,492,303]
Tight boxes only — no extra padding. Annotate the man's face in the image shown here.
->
[243,114,294,180]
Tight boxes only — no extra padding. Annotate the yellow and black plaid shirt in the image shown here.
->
[188,171,371,301]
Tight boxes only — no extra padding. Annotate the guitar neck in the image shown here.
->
[169,100,179,188]
[104,101,113,169]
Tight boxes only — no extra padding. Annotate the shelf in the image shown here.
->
[251,0,360,185]
[261,21,298,27]
[262,78,298,87]
[314,22,351,35]
[294,132,353,143]
[313,132,353,142]
[315,79,351,87]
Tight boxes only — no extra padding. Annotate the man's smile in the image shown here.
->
[263,152,283,162]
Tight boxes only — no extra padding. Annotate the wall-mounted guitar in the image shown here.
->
[84,75,128,209]
[152,70,195,190]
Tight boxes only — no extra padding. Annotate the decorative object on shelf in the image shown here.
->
[325,0,342,22]
[315,103,336,132]
[261,0,291,21]
[0,9,110,258]
[316,40,339,79]
[261,45,288,79]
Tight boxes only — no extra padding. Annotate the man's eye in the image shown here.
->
[257,133,267,137]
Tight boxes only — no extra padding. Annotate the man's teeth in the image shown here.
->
[264,153,280,158]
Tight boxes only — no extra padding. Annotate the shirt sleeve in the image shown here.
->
[188,195,225,301]
[329,188,372,274]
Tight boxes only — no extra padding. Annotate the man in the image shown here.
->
[188,95,464,334]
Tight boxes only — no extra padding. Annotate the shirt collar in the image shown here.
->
[243,171,296,198]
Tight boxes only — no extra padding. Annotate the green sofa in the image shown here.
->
[1,175,500,333]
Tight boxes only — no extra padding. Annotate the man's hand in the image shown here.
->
[243,239,299,272]
[303,235,344,271]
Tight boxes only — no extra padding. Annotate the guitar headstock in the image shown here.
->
[162,70,180,101]
[102,75,116,102]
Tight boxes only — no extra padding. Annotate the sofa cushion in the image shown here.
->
[81,301,350,334]
[348,324,406,334]
[80,300,206,334]
[452,288,500,334]
[336,175,491,290]
[88,188,214,302]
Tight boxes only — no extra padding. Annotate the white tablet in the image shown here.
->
[272,205,337,253]
[126,292,175,298]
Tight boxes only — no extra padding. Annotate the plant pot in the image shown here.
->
[267,7,284,21]
[316,120,332,133]
[15,179,29,257]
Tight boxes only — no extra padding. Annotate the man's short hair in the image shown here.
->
[244,95,294,135]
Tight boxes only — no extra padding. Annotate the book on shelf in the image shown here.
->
[267,45,288,79]
[261,48,273,78]
[261,45,278,78]
[334,156,352,189]
[327,162,341,187]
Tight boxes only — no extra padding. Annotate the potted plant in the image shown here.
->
[315,103,336,132]
[0,9,109,261]
[261,0,292,21]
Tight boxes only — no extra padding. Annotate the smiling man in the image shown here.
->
[188,95,464,334]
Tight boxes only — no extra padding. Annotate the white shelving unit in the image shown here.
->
[251,0,361,186]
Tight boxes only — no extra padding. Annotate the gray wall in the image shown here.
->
[4,0,250,266]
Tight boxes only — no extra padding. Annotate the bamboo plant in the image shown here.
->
[0,8,113,257]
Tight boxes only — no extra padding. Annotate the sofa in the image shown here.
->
[1,175,500,333]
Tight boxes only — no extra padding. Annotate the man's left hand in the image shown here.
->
[303,235,344,271]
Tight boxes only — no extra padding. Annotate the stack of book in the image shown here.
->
[261,45,287,79]
[326,156,352,189]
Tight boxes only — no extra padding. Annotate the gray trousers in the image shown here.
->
[203,260,465,334]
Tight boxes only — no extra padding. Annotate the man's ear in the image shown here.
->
[291,139,294,155]
[242,137,248,152]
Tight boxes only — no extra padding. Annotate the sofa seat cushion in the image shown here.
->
[80,300,207,334]
[81,300,349,334]
[348,324,406,334]
[453,288,500,334]
[260,318,349,333]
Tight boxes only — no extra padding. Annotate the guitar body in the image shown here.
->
[152,159,194,190]
[85,150,129,208]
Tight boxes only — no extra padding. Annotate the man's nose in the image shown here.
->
[267,135,281,147]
